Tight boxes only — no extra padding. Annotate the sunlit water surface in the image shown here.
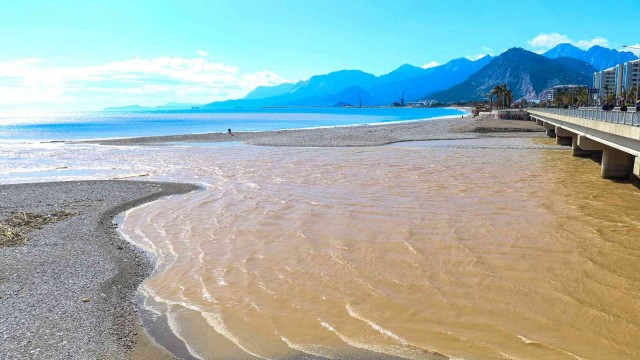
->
[2,138,640,359]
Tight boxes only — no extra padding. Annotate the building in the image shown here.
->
[620,59,640,97]
[593,67,617,102]
[592,59,640,104]
[541,84,587,103]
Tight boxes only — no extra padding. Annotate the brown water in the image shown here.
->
[117,139,640,360]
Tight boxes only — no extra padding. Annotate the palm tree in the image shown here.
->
[499,84,510,108]
[504,88,513,108]
[491,85,503,108]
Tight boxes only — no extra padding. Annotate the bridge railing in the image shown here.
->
[529,108,640,127]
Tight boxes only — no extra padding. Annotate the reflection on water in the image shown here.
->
[2,138,640,359]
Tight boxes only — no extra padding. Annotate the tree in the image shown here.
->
[577,88,589,106]
[504,88,513,108]
[491,85,503,108]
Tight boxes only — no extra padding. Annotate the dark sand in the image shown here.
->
[0,181,199,359]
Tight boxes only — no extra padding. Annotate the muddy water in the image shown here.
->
[116,139,640,360]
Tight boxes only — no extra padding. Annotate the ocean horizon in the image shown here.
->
[0,107,466,142]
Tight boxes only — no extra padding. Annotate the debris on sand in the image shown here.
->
[0,211,76,247]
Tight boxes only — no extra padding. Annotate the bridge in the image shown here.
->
[527,108,640,180]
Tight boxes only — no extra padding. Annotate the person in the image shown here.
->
[636,100,640,112]
[228,128,233,136]
[602,103,608,111]
[620,103,628,112]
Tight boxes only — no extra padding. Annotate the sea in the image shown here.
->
[2,108,640,360]
[0,107,465,142]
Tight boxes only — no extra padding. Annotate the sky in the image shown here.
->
[1,0,639,112]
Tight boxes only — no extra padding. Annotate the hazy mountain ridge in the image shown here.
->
[106,43,635,110]
[543,43,637,70]
[205,56,494,108]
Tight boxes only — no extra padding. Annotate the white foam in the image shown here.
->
[280,336,338,359]
[345,303,409,346]
[166,308,207,360]
[200,311,272,360]
[319,318,438,360]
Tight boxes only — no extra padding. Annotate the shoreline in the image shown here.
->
[0,116,549,359]
[0,180,200,359]
[79,114,545,147]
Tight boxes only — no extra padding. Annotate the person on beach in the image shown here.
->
[228,128,233,136]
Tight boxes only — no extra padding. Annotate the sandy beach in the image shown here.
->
[1,116,551,359]
[82,114,545,147]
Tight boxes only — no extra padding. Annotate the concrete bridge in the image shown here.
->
[527,108,640,180]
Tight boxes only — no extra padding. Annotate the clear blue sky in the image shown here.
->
[1,0,638,112]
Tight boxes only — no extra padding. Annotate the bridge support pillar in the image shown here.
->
[634,157,640,179]
[555,127,573,146]
[571,135,591,157]
[542,122,556,137]
[601,147,634,179]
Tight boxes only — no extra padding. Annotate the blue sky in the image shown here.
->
[1,0,638,112]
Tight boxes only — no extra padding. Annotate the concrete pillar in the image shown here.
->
[577,135,606,151]
[571,135,592,157]
[542,122,556,137]
[634,157,640,179]
[601,147,634,179]
[555,126,573,146]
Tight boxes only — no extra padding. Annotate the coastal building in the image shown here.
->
[592,59,640,104]
[593,67,617,103]
[620,59,640,98]
[540,85,587,102]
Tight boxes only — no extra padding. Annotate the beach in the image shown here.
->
[0,181,198,359]
[7,115,637,360]
[82,114,545,147]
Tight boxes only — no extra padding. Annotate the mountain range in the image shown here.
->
[204,55,493,108]
[106,43,638,110]
[542,43,636,70]
[431,48,597,102]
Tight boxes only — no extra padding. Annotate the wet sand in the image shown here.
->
[82,115,545,147]
[0,180,199,359]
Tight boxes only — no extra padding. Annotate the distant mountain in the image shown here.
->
[431,48,596,103]
[205,56,493,108]
[365,56,493,105]
[243,83,297,100]
[543,43,637,70]
[104,102,201,111]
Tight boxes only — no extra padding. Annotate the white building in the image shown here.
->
[620,59,640,96]
[593,67,616,102]
[593,59,640,104]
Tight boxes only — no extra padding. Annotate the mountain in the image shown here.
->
[206,70,377,107]
[104,102,201,111]
[243,83,297,100]
[543,43,637,70]
[431,48,596,103]
[205,56,493,108]
[365,56,493,104]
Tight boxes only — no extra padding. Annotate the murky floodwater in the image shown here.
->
[2,137,640,359]
[116,139,640,360]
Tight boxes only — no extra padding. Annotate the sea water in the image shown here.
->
[2,112,640,359]
[0,107,464,141]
